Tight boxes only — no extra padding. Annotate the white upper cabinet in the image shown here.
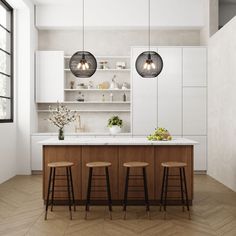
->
[36,51,64,103]
[158,48,182,135]
[132,47,158,135]
[183,48,207,87]
[36,1,204,29]
[183,88,207,135]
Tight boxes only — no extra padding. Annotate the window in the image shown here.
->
[0,0,13,122]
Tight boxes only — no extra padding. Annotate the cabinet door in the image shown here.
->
[183,48,207,86]
[31,135,52,171]
[132,47,158,135]
[158,48,182,135]
[185,136,207,171]
[36,51,64,103]
[183,88,207,135]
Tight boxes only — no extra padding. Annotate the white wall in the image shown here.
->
[35,0,205,29]
[15,0,37,175]
[208,16,236,192]
[0,0,36,183]
[0,123,16,183]
[38,29,200,55]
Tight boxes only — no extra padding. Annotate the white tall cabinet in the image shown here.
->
[131,46,207,171]
[183,48,207,171]
[158,48,182,136]
[36,51,64,103]
[132,47,158,135]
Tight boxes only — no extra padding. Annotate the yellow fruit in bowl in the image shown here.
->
[147,127,172,141]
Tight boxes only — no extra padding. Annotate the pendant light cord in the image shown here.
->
[82,0,85,52]
[148,0,150,52]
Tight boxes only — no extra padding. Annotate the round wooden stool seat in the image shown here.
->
[86,162,111,168]
[48,162,74,168]
[161,162,187,168]
[123,162,149,168]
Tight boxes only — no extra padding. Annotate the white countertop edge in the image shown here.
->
[39,137,198,146]
[31,132,132,136]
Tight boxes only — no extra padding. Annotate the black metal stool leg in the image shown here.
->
[142,167,150,217]
[179,167,185,212]
[105,167,112,219]
[163,167,169,219]
[45,167,53,220]
[69,167,76,211]
[123,167,130,220]
[182,167,191,219]
[66,167,72,220]
[160,167,166,211]
[85,167,93,219]
[50,167,56,212]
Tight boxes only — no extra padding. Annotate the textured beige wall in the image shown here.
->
[208,16,236,192]
[38,29,200,55]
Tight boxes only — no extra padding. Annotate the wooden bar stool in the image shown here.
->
[123,162,150,219]
[160,162,190,219]
[85,162,112,219]
[45,161,76,220]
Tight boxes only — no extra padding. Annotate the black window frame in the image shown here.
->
[0,0,13,123]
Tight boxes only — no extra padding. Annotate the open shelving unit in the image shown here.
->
[37,53,132,134]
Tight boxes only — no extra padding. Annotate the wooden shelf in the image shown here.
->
[65,101,130,104]
[64,68,130,72]
[38,110,131,113]
[37,101,130,104]
[64,89,131,92]
[64,55,130,59]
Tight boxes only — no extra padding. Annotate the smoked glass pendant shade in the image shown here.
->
[69,51,97,78]
[135,51,163,78]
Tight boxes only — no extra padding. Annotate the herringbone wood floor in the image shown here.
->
[0,175,235,236]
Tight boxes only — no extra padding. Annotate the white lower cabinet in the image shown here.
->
[31,135,52,171]
[185,136,207,171]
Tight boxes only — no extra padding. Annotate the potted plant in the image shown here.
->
[48,103,77,140]
[107,115,123,134]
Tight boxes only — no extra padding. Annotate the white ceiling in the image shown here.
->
[32,0,236,5]
[31,0,79,5]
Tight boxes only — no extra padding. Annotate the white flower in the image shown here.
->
[48,102,77,129]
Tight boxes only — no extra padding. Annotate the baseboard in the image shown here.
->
[32,170,42,175]
[194,170,207,175]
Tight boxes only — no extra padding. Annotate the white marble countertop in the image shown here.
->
[40,137,198,146]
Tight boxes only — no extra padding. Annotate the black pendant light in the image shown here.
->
[69,0,97,78]
[135,0,163,78]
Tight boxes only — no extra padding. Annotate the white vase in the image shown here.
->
[109,125,121,135]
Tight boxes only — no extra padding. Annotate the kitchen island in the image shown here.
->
[41,137,197,205]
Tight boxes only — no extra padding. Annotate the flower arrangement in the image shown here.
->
[48,103,77,140]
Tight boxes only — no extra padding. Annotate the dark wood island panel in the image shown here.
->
[43,145,194,205]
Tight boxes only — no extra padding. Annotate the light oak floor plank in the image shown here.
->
[0,175,235,236]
